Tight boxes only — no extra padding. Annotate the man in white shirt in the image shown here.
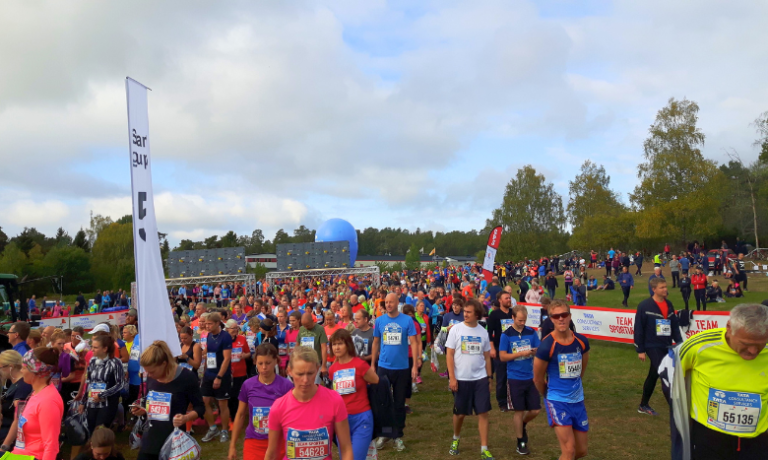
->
[446,298,494,460]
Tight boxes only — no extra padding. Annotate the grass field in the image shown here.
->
[54,265,768,459]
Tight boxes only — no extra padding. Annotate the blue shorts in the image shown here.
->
[544,398,589,432]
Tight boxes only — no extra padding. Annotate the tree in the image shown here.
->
[72,229,90,252]
[91,222,134,290]
[568,161,624,228]
[630,98,725,244]
[204,235,220,249]
[12,227,47,254]
[220,231,238,248]
[0,243,28,276]
[273,229,291,246]
[486,166,568,261]
[54,227,72,246]
[0,227,7,254]
[405,243,421,270]
[754,111,768,163]
[40,245,93,294]
[87,213,114,248]
[293,225,315,243]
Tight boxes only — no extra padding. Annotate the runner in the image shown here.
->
[487,291,515,412]
[446,299,494,460]
[225,319,251,431]
[228,343,293,460]
[351,309,374,363]
[297,312,328,383]
[265,347,353,460]
[371,292,419,452]
[499,305,541,455]
[634,277,683,416]
[617,266,635,307]
[533,300,590,460]
[200,312,233,443]
[675,304,768,459]
[78,335,126,431]
[329,329,379,460]
[284,312,302,372]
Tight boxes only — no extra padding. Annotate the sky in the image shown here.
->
[2,0,767,247]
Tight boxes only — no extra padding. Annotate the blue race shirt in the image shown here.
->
[608,250,616,259]
[441,311,464,327]
[205,331,233,379]
[680,258,690,270]
[500,326,540,380]
[374,313,417,370]
[127,334,141,385]
[13,342,31,356]
[535,332,590,403]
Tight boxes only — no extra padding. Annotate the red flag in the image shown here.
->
[482,226,503,283]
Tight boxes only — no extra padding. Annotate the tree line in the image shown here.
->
[1,97,766,295]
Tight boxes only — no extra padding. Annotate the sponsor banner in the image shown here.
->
[38,317,70,330]
[518,303,729,344]
[69,312,128,331]
[482,226,503,283]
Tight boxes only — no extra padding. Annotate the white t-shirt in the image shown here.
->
[446,322,491,381]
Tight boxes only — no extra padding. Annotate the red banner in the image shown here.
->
[482,226,503,283]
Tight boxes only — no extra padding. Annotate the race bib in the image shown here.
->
[558,352,582,379]
[301,336,315,348]
[707,388,761,433]
[232,347,242,363]
[501,319,514,332]
[656,319,671,337]
[383,331,402,345]
[130,345,141,362]
[16,414,26,449]
[279,342,288,356]
[333,368,356,395]
[252,407,270,434]
[179,362,193,371]
[89,382,107,400]
[206,352,217,369]
[460,336,482,355]
[289,342,296,354]
[449,320,461,326]
[286,427,330,460]
[51,373,61,390]
[512,339,532,361]
[146,391,172,421]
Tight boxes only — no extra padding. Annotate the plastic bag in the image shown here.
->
[159,427,202,460]
[430,344,440,373]
[365,440,378,460]
[63,410,90,446]
[129,416,147,450]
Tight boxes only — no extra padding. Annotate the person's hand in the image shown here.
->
[411,366,418,381]
[228,445,238,460]
[529,348,537,358]
[490,348,497,359]
[173,414,185,428]
[78,404,85,414]
[449,377,458,392]
[131,406,147,417]
[638,353,646,362]
[321,364,327,374]
[213,378,221,390]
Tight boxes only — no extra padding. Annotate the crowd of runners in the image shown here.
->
[1,243,766,460]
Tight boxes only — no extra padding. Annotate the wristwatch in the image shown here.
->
[215,375,222,380]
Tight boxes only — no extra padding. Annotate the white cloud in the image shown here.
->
[7,200,70,227]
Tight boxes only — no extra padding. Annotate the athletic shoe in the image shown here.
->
[375,437,388,450]
[416,376,423,384]
[394,438,406,451]
[449,439,460,455]
[201,426,220,442]
[638,405,658,416]
[516,441,530,455]
[219,430,230,443]
[439,371,449,378]
[481,449,495,460]
[523,422,528,443]
[498,406,510,413]
[412,382,419,394]
[405,405,413,414]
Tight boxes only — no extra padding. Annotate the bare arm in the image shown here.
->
[446,347,457,391]
[189,343,202,370]
[581,351,589,378]
[335,419,354,460]
[228,401,249,460]
[120,346,129,364]
[533,357,548,398]
[363,365,379,384]
[264,428,282,460]
[2,401,18,448]
[371,337,380,373]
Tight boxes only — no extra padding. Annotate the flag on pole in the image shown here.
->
[126,77,182,357]
[429,248,436,256]
[482,226,503,283]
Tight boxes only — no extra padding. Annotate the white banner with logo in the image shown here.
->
[34,312,129,331]
[518,303,729,344]
[126,78,181,357]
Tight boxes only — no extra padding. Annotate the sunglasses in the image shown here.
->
[550,312,571,320]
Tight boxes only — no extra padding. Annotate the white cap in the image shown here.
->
[91,323,111,334]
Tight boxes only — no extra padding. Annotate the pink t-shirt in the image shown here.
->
[268,385,348,460]
[13,384,64,460]
[285,330,299,356]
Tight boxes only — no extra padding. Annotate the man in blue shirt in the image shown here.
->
[679,255,690,275]
[499,305,541,455]
[647,267,665,296]
[534,300,590,460]
[9,322,31,356]
[372,293,419,451]
[200,312,233,443]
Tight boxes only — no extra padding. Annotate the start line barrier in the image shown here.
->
[8,311,130,332]
[517,303,729,344]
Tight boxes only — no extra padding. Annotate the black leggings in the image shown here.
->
[622,287,631,305]
[640,348,668,407]
[681,290,691,310]
[694,289,707,311]
[635,264,643,276]
[228,375,246,425]
[671,272,679,288]
[692,420,768,459]
[87,396,120,431]
[564,282,572,295]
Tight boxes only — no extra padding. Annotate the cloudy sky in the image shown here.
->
[2,0,767,247]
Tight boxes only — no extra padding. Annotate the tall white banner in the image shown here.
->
[126,77,181,357]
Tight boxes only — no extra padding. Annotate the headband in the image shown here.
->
[23,350,57,377]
